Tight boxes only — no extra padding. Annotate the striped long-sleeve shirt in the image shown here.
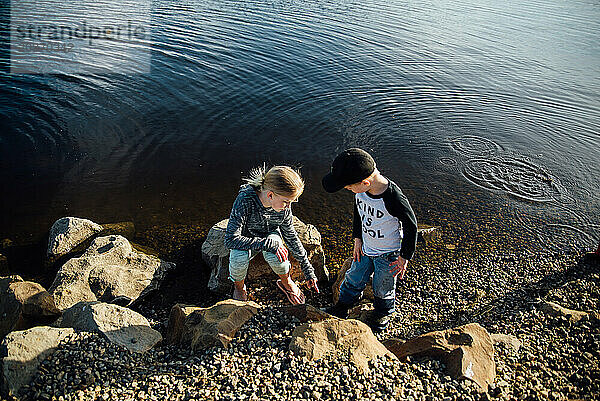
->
[224,184,316,281]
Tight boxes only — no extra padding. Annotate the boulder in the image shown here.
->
[166,300,261,350]
[539,301,588,323]
[333,257,374,304]
[203,218,329,293]
[0,326,74,398]
[0,276,61,339]
[49,235,175,310]
[289,318,396,373]
[279,304,332,323]
[47,217,104,261]
[383,323,495,391]
[0,254,8,276]
[53,301,161,353]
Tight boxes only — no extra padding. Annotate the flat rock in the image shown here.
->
[384,323,495,391]
[289,318,396,373]
[166,300,261,350]
[47,217,104,260]
[539,301,588,322]
[49,235,175,310]
[203,218,329,294]
[53,301,161,353]
[0,326,74,398]
[0,275,61,340]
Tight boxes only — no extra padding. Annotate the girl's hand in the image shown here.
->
[306,278,319,293]
[276,245,289,263]
[353,238,364,262]
[389,255,408,279]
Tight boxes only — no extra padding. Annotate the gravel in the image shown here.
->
[10,250,600,401]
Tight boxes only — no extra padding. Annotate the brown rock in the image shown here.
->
[279,304,332,323]
[203,218,329,294]
[289,318,396,373]
[383,323,495,391]
[539,301,588,323]
[166,300,261,350]
[1,276,61,339]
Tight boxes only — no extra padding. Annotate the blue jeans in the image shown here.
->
[229,233,291,282]
[338,250,401,316]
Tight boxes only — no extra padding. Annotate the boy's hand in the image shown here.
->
[353,238,364,262]
[276,246,289,263]
[389,255,408,279]
[306,278,320,293]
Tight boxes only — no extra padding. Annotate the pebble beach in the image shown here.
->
[8,219,598,401]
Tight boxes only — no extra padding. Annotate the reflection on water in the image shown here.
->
[0,0,599,249]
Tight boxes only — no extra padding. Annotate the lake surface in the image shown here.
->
[1,0,599,251]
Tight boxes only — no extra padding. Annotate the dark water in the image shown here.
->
[1,0,599,250]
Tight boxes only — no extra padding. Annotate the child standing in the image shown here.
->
[225,165,319,304]
[322,148,418,331]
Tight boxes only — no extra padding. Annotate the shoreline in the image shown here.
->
[1,214,598,400]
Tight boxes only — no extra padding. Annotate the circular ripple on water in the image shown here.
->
[462,156,562,203]
[450,135,503,157]
[437,157,458,167]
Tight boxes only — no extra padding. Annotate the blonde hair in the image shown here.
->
[244,164,304,198]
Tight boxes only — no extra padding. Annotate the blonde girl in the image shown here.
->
[224,165,319,303]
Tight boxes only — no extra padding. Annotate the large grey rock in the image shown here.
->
[0,326,74,398]
[47,217,104,260]
[53,301,161,353]
[166,300,261,350]
[49,235,175,310]
[0,276,61,339]
[290,318,396,373]
[384,323,495,391]
[204,218,329,293]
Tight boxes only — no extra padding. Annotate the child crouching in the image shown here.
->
[224,165,319,304]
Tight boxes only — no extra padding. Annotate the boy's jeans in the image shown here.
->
[337,250,401,317]
[229,233,291,282]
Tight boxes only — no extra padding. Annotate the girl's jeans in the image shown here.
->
[229,233,291,282]
[337,250,401,317]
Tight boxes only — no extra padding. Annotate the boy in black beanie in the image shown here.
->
[322,148,418,331]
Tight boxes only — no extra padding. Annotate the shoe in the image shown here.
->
[363,311,392,332]
[322,302,350,319]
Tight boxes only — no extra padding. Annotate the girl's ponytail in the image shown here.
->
[243,163,267,190]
